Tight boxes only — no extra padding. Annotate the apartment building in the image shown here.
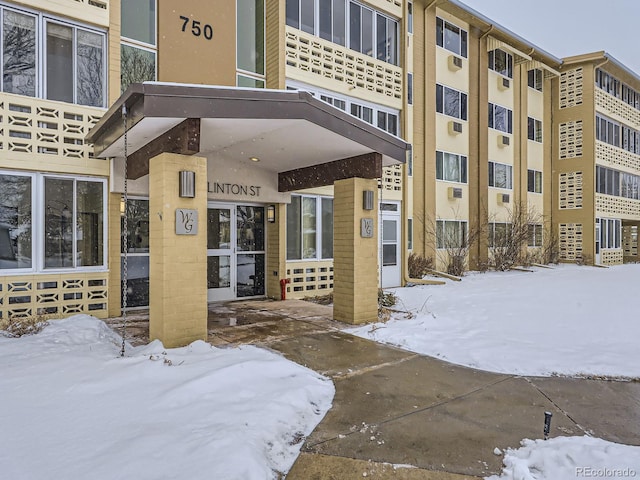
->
[553,52,640,265]
[1,0,638,340]
[410,0,562,272]
[0,0,117,321]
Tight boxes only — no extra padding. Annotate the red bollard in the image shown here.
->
[279,278,291,300]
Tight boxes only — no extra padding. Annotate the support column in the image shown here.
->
[266,203,287,300]
[149,153,207,347]
[333,178,379,324]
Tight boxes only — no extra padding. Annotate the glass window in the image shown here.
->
[287,196,302,260]
[489,162,512,189]
[121,44,156,92]
[528,224,543,247]
[0,173,32,270]
[349,2,361,53]
[319,0,332,40]
[527,169,542,194]
[121,0,155,45]
[321,198,333,259]
[46,23,73,104]
[333,0,346,45]
[286,0,300,29]
[44,177,105,269]
[436,84,467,120]
[436,220,467,249]
[46,21,106,107]
[237,75,265,88]
[287,195,333,260]
[528,68,543,91]
[44,178,74,268]
[237,206,265,252]
[76,181,104,267]
[301,0,315,34]
[77,30,104,107]
[489,49,513,78]
[2,9,36,96]
[436,17,467,58]
[436,151,467,183]
[527,117,542,142]
[407,72,413,105]
[237,0,265,75]
[407,2,413,34]
[407,218,413,250]
[489,103,513,133]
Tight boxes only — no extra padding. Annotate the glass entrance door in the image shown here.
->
[207,204,266,301]
[381,202,401,288]
[207,206,233,301]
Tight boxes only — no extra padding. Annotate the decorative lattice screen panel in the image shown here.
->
[285,27,402,108]
[595,89,640,126]
[558,171,583,209]
[559,223,583,260]
[559,68,583,109]
[596,194,640,218]
[285,261,334,298]
[596,142,640,172]
[558,120,583,159]
[601,249,623,265]
[0,273,108,320]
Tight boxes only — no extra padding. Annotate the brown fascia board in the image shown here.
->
[86,83,409,164]
[562,51,640,88]
[437,0,563,69]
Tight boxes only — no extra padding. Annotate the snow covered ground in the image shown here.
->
[488,436,640,480]
[347,264,640,479]
[348,264,640,379]
[0,315,334,480]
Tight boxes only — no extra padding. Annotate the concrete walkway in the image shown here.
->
[107,299,640,479]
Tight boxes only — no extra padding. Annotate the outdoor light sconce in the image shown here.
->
[363,190,374,210]
[179,171,195,198]
[267,205,276,223]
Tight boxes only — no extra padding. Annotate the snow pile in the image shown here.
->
[348,264,640,378]
[487,436,640,480]
[0,315,334,480]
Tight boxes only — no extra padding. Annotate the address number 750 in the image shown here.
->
[179,15,213,40]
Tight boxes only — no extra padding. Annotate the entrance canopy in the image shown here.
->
[86,82,409,187]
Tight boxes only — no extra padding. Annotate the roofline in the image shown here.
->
[438,0,563,67]
[564,51,640,83]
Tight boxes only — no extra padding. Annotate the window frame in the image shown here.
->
[436,84,468,121]
[527,169,543,194]
[527,68,543,92]
[527,117,542,142]
[286,194,334,261]
[0,170,108,274]
[436,219,467,249]
[435,16,467,58]
[488,102,513,133]
[436,150,468,184]
[488,48,513,78]
[488,161,513,189]
[0,4,108,107]
[285,0,399,66]
[527,223,543,247]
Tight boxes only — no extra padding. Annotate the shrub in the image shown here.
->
[408,252,434,279]
[0,315,49,338]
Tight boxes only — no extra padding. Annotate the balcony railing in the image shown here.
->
[0,92,108,176]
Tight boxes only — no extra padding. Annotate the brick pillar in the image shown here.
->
[266,203,287,300]
[333,178,379,324]
[149,153,207,347]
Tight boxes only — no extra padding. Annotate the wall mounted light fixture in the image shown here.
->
[267,205,276,223]
[179,171,196,198]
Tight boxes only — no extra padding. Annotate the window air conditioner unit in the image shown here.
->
[449,121,463,135]
[498,135,510,147]
[498,193,510,204]
[448,187,463,199]
[498,76,510,90]
[448,55,463,71]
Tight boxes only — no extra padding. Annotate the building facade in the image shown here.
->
[1,0,638,330]
[553,52,640,265]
